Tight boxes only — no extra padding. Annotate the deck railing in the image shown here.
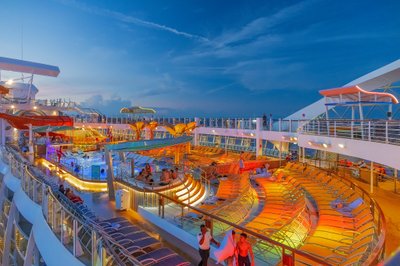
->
[1,146,143,266]
[300,119,400,146]
[303,158,386,265]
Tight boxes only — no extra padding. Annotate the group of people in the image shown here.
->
[160,167,178,186]
[198,224,254,266]
[58,184,84,204]
[136,163,154,185]
[135,163,179,186]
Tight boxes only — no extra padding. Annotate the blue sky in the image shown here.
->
[1,0,400,117]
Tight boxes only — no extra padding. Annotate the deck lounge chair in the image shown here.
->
[136,247,176,265]
[151,254,190,266]
[122,238,161,254]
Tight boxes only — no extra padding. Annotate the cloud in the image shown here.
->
[130,73,189,98]
[224,59,311,91]
[213,0,316,48]
[55,0,209,42]
[79,94,131,115]
[206,82,237,94]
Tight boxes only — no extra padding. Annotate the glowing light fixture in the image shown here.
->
[308,141,331,148]
[33,106,37,110]
[6,79,13,85]
[282,135,298,142]
[10,105,15,109]
[338,143,345,149]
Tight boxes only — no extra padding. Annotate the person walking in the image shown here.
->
[198,224,220,266]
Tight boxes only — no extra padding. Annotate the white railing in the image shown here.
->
[301,119,400,145]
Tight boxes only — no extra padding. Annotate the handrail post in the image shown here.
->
[289,119,292,132]
[385,121,389,143]
[368,121,371,141]
[334,121,337,137]
[279,119,282,132]
[351,120,354,139]
[317,120,320,135]
[73,219,78,257]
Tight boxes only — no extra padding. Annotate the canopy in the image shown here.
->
[286,58,400,119]
[105,136,192,152]
[0,56,60,77]
[33,126,74,133]
[120,106,156,114]
[319,85,399,106]
[0,113,73,130]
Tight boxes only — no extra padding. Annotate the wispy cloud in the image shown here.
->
[206,82,237,94]
[55,0,209,42]
[214,0,317,48]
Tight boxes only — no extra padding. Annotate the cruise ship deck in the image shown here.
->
[0,54,399,266]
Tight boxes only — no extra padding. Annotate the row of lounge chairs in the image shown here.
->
[191,146,224,155]
[97,217,190,266]
[277,162,377,266]
[185,173,255,224]
[246,177,308,241]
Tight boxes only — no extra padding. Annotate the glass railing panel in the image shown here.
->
[14,225,29,257]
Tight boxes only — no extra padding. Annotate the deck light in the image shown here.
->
[322,143,328,148]
[6,79,13,85]
[33,106,37,110]
[338,143,345,149]
[10,105,15,109]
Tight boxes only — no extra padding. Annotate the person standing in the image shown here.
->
[239,151,245,173]
[198,224,220,266]
[236,233,254,266]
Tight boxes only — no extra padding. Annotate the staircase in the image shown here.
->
[174,174,206,206]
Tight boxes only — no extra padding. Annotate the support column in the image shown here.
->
[194,117,200,146]
[394,169,398,193]
[279,142,282,167]
[174,148,180,164]
[1,119,6,146]
[29,124,33,152]
[105,148,116,201]
[370,161,374,194]
[119,152,126,163]
[91,231,98,266]
[255,118,262,158]
[23,233,36,266]
[302,147,306,163]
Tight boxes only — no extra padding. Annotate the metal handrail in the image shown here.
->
[128,182,330,265]
[3,145,142,266]
[304,158,386,264]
